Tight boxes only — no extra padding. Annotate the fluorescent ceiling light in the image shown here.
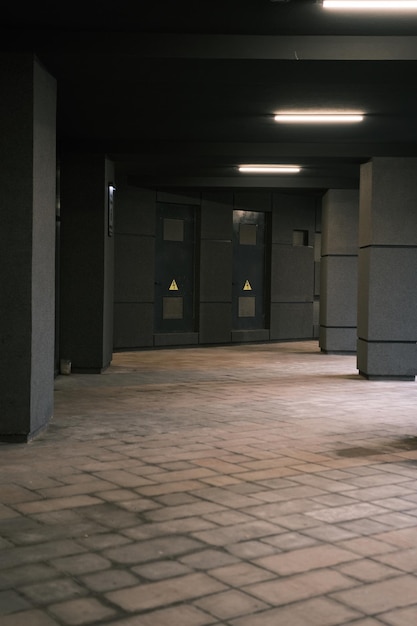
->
[274,113,364,123]
[323,1,417,10]
[238,165,301,173]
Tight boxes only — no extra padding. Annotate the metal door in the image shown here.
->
[232,210,266,330]
[154,203,196,333]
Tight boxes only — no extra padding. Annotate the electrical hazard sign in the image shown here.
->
[169,279,179,291]
[243,280,252,291]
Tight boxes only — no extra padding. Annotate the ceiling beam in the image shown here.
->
[130,34,417,61]
[127,175,359,189]
[7,30,417,62]
[110,141,417,159]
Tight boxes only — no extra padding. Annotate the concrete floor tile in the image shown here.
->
[226,540,277,559]
[106,572,226,611]
[301,523,358,542]
[49,597,116,624]
[343,617,386,626]
[77,533,132,550]
[0,506,22,520]
[373,527,417,549]
[378,606,417,626]
[373,547,417,573]
[192,519,284,546]
[336,559,402,583]
[144,501,225,521]
[0,540,87,570]
[37,479,117,498]
[262,530,319,550]
[104,536,204,564]
[13,495,102,515]
[20,578,85,604]
[244,568,357,605]
[331,575,417,614]
[254,544,360,575]
[202,510,257,526]
[229,596,362,626]
[132,559,192,580]
[0,485,41,504]
[208,562,276,586]
[339,518,393,535]
[306,502,389,524]
[0,563,57,588]
[3,342,417,625]
[81,569,139,591]
[50,553,111,575]
[193,589,268,619]
[372,497,417,511]
[179,548,239,570]
[75,503,142,529]
[103,605,217,625]
[0,610,60,625]
[0,590,32,615]
[337,536,398,556]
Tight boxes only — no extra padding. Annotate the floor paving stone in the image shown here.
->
[254,544,360,575]
[229,596,362,625]
[331,574,417,614]
[0,589,32,615]
[81,569,140,592]
[103,605,217,625]
[378,606,417,626]
[193,589,268,619]
[243,567,358,605]
[208,561,277,586]
[48,597,117,624]
[20,578,86,604]
[106,572,226,611]
[0,609,60,625]
[2,341,417,625]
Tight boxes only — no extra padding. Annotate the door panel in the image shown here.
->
[232,210,266,330]
[154,203,196,333]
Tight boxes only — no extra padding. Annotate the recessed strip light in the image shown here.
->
[238,165,301,173]
[274,113,364,123]
[323,1,417,10]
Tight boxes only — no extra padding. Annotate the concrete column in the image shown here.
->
[0,54,57,441]
[60,154,115,373]
[199,191,233,344]
[271,193,316,340]
[357,158,417,380]
[320,189,359,353]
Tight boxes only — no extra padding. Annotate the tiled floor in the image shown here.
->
[2,340,417,625]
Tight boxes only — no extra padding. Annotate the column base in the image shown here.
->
[359,371,415,382]
[319,326,357,353]
[357,339,417,380]
[0,422,49,443]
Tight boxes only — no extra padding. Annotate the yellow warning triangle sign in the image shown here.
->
[169,279,179,291]
[243,280,252,291]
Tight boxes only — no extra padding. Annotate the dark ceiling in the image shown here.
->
[2,0,417,191]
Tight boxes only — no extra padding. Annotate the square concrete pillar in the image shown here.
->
[357,158,417,380]
[0,55,57,441]
[320,190,359,354]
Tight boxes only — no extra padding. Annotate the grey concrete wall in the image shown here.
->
[0,55,56,441]
[357,158,417,379]
[270,193,317,340]
[199,191,233,344]
[60,154,114,372]
[113,188,318,348]
[113,185,156,349]
[320,189,359,353]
